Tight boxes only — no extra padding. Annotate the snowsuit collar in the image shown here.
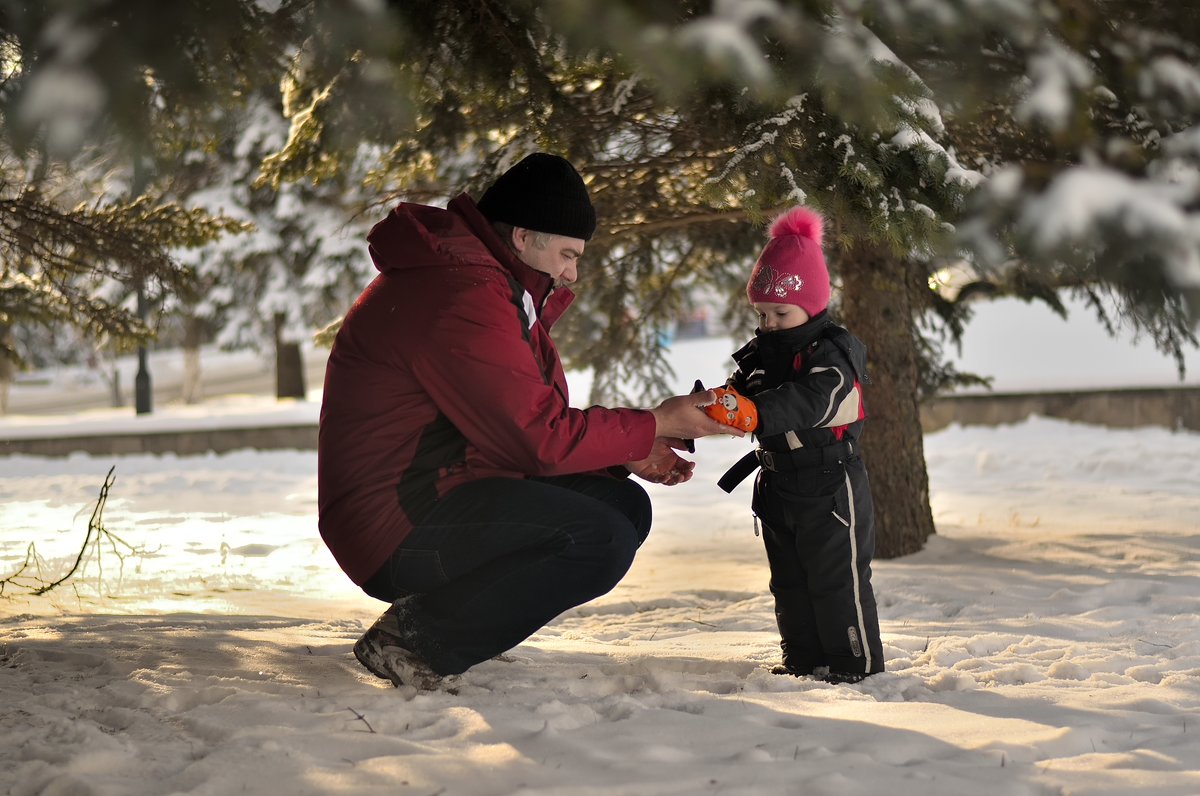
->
[756,309,833,350]
[733,310,833,374]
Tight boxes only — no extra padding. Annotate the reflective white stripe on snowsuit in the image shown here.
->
[808,365,844,426]
[809,365,862,430]
[844,469,871,672]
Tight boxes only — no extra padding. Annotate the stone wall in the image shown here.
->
[921,386,1200,433]
[0,424,318,458]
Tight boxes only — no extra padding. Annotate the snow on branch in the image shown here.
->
[1017,35,1095,132]
[1018,166,1200,290]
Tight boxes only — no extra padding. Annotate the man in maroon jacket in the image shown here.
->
[319,153,734,689]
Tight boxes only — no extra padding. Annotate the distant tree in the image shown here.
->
[0,0,282,371]
[0,170,244,365]
[163,91,378,400]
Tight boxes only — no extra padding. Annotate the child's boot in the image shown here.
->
[771,586,824,676]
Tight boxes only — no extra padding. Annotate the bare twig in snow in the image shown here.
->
[0,466,147,597]
[347,708,376,734]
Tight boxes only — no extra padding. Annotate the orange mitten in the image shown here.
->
[705,386,758,432]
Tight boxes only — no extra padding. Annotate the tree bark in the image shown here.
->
[838,241,935,558]
[274,312,307,400]
[181,314,205,405]
[109,364,124,408]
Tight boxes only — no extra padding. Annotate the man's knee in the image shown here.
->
[612,479,653,545]
[569,508,642,595]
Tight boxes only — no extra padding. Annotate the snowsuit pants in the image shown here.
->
[753,454,884,676]
[362,474,652,675]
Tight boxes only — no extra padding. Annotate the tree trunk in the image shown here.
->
[274,312,307,400]
[181,314,205,404]
[838,241,935,558]
[104,346,124,407]
[110,367,124,407]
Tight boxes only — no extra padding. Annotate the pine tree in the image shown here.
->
[267,3,777,395]
[4,1,1196,559]
[265,0,1198,558]
[164,90,379,400]
[262,1,962,555]
[0,0,280,371]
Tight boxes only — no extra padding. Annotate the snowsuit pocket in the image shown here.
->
[753,462,848,534]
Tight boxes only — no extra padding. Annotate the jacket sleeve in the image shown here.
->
[750,341,863,438]
[406,278,656,476]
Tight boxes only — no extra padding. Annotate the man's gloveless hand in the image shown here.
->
[625,437,695,485]
[650,390,745,441]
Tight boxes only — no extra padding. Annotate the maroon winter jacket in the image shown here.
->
[317,194,657,585]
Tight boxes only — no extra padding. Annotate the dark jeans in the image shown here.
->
[362,474,652,675]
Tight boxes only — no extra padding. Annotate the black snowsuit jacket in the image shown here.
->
[724,310,885,676]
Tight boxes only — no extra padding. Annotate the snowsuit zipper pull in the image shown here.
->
[753,513,760,537]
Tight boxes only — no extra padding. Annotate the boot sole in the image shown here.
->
[353,633,404,686]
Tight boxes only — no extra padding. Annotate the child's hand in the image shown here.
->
[705,386,758,432]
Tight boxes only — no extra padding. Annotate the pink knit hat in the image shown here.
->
[746,206,830,317]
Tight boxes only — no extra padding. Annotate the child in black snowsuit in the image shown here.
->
[711,206,884,684]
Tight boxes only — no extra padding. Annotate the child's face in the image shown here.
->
[752,301,810,332]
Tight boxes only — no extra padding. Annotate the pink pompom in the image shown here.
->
[769,207,823,246]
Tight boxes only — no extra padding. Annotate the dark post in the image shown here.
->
[134,278,152,414]
[131,154,152,415]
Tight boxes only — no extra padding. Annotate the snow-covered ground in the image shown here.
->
[1,308,1199,795]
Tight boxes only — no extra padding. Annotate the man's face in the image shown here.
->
[752,301,810,332]
[512,227,585,287]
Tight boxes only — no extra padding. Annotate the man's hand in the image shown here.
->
[650,390,745,441]
[626,437,695,485]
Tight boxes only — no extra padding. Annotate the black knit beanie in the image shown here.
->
[477,153,597,241]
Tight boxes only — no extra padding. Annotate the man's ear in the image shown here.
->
[510,226,529,253]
